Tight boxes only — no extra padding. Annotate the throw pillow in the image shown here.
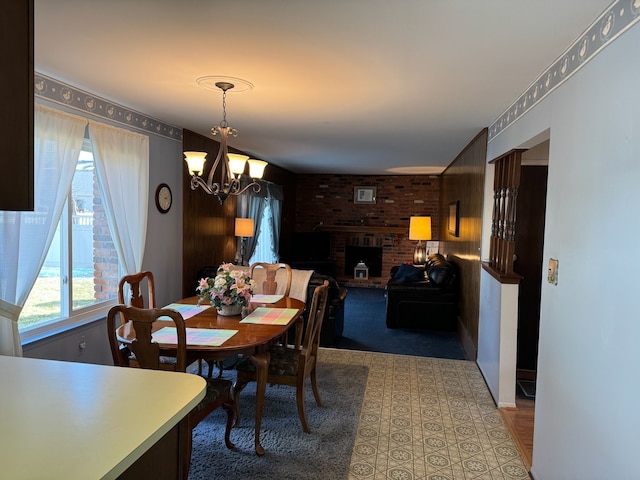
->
[393,263,424,283]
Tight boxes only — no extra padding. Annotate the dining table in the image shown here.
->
[116,294,306,456]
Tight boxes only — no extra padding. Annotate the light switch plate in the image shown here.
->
[548,258,558,285]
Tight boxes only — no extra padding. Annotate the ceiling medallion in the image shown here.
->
[196,76,254,93]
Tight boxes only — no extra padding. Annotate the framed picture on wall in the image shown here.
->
[354,186,377,204]
[448,201,459,237]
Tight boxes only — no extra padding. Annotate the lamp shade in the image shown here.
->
[235,217,254,237]
[409,216,432,241]
[183,151,208,175]
[248,159,268,179]
[228,153,249,175]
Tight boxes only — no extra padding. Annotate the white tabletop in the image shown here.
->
[0,355,206,480]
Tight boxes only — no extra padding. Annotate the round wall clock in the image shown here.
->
[155,183,172,213]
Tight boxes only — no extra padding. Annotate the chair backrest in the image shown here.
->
[118,271,156,309]
[301,280,330,356]
[250,262,292,296]
[107,305,187,372]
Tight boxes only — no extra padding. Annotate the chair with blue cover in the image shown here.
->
[107,304,235,479]
[233,280,330,433]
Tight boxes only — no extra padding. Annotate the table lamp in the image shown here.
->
[235,217,255,266]
[409,216,431,266]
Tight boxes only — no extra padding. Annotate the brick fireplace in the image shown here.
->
[345,245,383,277]
[292,173,440,288]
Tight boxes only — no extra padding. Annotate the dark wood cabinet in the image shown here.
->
[0,0,34,211]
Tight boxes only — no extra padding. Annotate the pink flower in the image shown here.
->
[196,263,254,309]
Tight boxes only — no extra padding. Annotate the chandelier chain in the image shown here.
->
[220,89,229,128]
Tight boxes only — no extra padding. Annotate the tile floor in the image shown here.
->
[318,348,529,480]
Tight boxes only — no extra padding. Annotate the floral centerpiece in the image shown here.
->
[196,263,255,315]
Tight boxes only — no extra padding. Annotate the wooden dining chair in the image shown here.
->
[233,280,330,433]
[118,271,156,309]
[106,305,235,479]
[249,262,294,347]
[116,271,168,368]
[250,262,293,296]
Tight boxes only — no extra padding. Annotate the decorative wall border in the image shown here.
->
[34,72,183,142]
[489,0,640,141]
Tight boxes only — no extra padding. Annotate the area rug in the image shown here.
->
[517,379,536,399]
[188,361,369,479]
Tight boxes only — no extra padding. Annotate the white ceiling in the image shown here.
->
[34,0,612,175]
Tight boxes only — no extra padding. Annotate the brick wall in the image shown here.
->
[93,177,119,301]
[293,174,440,287]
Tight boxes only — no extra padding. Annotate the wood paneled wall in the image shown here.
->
[439,129,487,359]
[181,130,296,298]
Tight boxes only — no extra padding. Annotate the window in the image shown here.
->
[248,202,278,264]
[20,140,120,337]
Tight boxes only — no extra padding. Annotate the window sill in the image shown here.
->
[20,301,116,346]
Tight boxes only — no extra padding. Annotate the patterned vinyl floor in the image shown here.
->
[317,348,529,480]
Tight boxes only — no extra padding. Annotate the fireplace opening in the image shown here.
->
[345,246,383,277]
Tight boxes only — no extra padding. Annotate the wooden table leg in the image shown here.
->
[248,351,270,456]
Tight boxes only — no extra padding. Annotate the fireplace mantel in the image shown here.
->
[318,225,406,234]
[318,225,406,246]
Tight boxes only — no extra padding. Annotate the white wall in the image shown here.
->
[477,269,518,408]
[143,129,184,308]
[484,22,640,480]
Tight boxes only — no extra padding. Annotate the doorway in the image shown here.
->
[514,141,549,389]
[503,139,548,468]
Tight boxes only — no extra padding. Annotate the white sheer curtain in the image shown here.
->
[0,105,87,356]
[89,122,149,277]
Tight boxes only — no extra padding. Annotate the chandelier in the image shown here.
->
[183,80,267,205]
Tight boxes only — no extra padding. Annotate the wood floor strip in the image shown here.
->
[500,398,535,470]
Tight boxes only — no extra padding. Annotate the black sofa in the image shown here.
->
[385,253,458,330]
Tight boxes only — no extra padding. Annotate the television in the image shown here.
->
[289,232,331,261]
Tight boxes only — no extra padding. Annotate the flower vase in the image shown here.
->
[216,304,243,316]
